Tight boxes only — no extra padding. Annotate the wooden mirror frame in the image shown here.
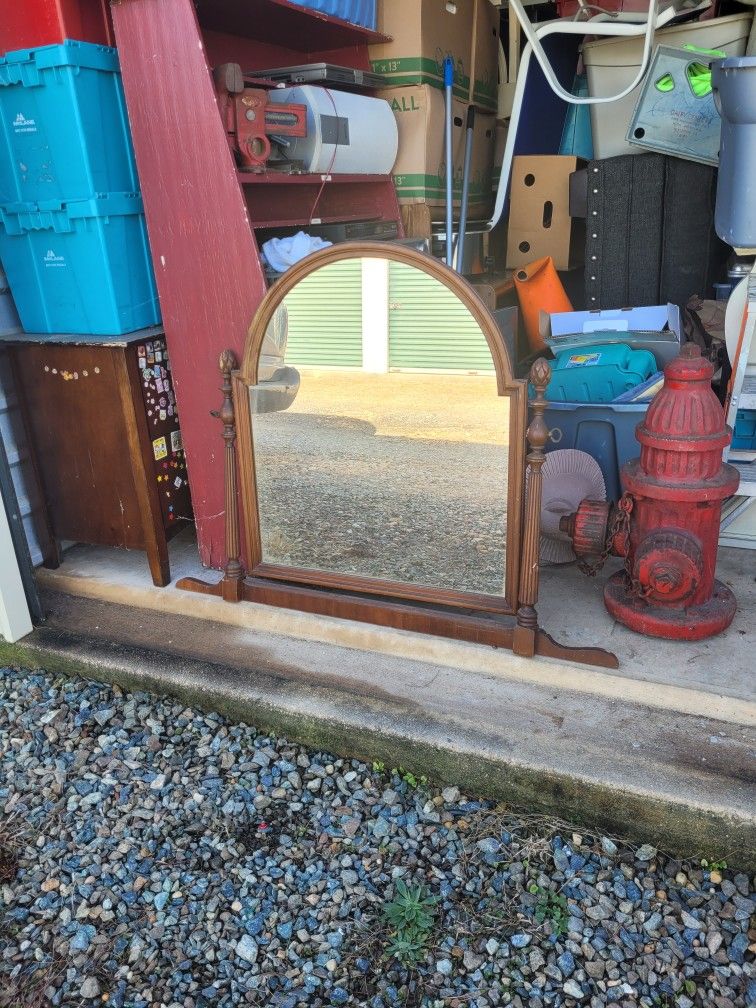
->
[179,242,618,669]
[241,242,525,616]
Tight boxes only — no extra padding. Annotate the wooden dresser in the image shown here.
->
[3,327,193,586]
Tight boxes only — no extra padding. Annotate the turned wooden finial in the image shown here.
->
[513,357,552,656]
[174,349,245,601]
[218,349,244,601]
[219,349,237,426]
[219,348,237,374]
[527,357,551,452]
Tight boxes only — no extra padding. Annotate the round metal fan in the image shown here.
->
[539,450,607,564]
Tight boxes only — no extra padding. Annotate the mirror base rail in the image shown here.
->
[176,344,619,671]
[178,570,618,668]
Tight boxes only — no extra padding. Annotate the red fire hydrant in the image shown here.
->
[561,344,740,640]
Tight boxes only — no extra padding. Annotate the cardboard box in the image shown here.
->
[492,118,508,194]
[540,303,682,368]
[506,155,585,270]
[467,106,496,215]
[382,85,465,207]
[471,0,500,112]
[370,0,499,112]
[380,84,495,214]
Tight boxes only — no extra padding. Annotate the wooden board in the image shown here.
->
[112,0,402,569]
[112,0,267,570]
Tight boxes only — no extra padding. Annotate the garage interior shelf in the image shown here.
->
[111,0,402,570]
[254,213,391,228]
[237,173,390,185]
[195,0,391,48]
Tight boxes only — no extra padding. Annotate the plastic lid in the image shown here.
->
[0,40,118,73]
[713,56,756,70]
[0,193,143,219]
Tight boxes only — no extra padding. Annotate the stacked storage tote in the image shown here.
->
[0,39,159,334]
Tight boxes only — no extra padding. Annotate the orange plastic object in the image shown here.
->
[513,256,572,353]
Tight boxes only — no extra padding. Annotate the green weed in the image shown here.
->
[528,883,569,936]
[371,763,428,791]
[383,880,438,967]
[700,857,727,872]
[390,767,428,790]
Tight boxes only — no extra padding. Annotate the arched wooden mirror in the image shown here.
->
[179,243,617,668]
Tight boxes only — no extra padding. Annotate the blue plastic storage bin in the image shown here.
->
[0,193,160,335]
[559,72,594,161]
[544,400,648,501]
[288,0,377,29]
[732,408,756,451]
[0,40,138,203]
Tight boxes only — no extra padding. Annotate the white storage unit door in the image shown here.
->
[284,259,364,367]
[0,482,32,642]
[388,262,495,372]
[0,350,49,567]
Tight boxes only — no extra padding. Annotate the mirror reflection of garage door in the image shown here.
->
[388,262,495,372]
[284,260,363,367]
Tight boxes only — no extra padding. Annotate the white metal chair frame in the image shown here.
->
[487,0,687,231]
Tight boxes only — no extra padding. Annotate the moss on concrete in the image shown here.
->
[2,631,753,871]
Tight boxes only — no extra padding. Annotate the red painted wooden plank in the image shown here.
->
[238,173,391,185]
[112,0,267,570]
[242,177,400,228]
[202,31,316,70]
[201,32,372,73]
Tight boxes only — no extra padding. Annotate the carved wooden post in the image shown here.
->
[513,357,552,657]
[218,349,245,602]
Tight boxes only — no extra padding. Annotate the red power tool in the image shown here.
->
[213,62,307,171]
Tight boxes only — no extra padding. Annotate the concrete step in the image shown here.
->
[2,589,754,869]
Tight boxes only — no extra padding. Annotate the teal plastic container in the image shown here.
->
[0,40,138,203]
[732,409,756,451]
[559,72,594,161]
[0,193,160,335]
[546,343,657,404]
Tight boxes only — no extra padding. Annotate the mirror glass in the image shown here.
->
[250,257,511,596]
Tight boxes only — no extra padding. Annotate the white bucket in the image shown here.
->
[583,12,753,160]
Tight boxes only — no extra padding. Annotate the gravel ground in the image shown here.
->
[1,666,754,1008]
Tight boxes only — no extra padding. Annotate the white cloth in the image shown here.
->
[261,231,332,274]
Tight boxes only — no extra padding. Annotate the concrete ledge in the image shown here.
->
[2,591,754,871]
[36,568,756,728]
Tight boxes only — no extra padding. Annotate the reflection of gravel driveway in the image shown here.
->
[253,372,510,595]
